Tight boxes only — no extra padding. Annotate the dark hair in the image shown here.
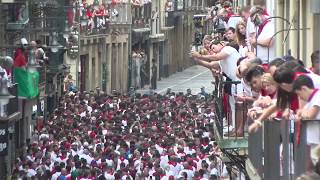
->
[227,27,235,33]
[273,61,308,84]
[226,41,239,51]
[292,75,314,91]
[273,67,295,84]
[311,50,320,65]
[276,88,295,110]
[244,65,265,82]
[236,56,247,66]
[250,57,263,65]
[269,58,285,67]
[235,21,246,46]
[282,55,295,61]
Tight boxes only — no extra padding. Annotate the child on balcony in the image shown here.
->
[293,75,320,166]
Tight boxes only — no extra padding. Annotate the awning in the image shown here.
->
[149,34,165,43]
[132,28,151,33]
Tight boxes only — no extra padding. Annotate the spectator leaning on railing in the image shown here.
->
[293,75,320,166]
[249,60,320,133]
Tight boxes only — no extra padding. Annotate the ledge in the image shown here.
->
[0,112,21,123]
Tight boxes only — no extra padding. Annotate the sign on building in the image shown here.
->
[0,122,8,156]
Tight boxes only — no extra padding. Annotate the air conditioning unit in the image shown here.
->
[311,0,320,14]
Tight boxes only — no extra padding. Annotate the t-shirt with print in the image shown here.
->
[303,89,320,145]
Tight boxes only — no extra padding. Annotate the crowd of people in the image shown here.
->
[191,0,320,177]
[10,88,242,179]
[66,0,152,34]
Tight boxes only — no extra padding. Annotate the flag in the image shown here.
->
[13,68,39,99]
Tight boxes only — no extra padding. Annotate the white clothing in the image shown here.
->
[227,16,242,29]
[51,172,61,180]
[179,169,194,180]
[169,163,182,176]
[27,169,37,177]
[104,172,115,180]
[307,73,320,88]
[246,17,256,38]
[241,78,252,97]
[239,45,249,57]
[256,21,275,63]
[220,46,241,81]
[303,90,320,144]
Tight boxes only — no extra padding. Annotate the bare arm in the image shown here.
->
[195,58,219,69]
[257,38,274,47]
[191,51,228,62]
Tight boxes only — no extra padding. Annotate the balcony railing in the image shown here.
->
[247,119,320,179]
[38,66,46,85]
[132,3,151,29]
[79,3,131,36]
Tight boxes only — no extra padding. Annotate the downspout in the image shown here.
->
[296,0,300,60]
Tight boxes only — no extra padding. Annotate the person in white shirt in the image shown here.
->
[249,6,275,64]
[191,40,242,130]
[294,75,320,157]
[239,6,256,41]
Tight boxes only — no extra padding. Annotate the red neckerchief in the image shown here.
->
[198,154,206,159]
[168,161,177,167]
[119,156,125,162]
[294,72,307,80]
[258,20,270,36]
[269,91,277,99]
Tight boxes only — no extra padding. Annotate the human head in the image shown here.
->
[293,75,315,101]
[239,6,251,21]
[269,58,285,76]
[235,21,246,45]
[250,6,266,26]
[30,41,37,49]
[225,27,236,42]
[311,50,320,75]
[20,38,28,50]
[245,65,265,91]
[273,61,308,92]
[261,73,277,95]
[209,39,225,53]
[202,35,213,50]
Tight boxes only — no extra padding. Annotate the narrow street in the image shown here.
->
[137,65,214,94]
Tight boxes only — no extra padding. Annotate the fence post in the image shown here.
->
[248,125,263,176]
[280,119,291,180]
[294,122,309,177]
[264,120,281,179]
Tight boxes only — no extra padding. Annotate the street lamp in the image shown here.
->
[0,57,15,117]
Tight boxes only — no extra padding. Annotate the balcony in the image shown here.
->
[79,3,131,36]
[132,2,151,31]
[184,0,205,12]
[1,2,29,30]
[38,66,46,86]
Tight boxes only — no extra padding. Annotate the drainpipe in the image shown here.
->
[296,0,300,60]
